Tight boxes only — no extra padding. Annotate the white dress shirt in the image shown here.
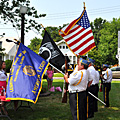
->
[0,70,7,81]
[103,68,112,83]
[68,69,88,93]
[96,70,100,84]
[74,65,92,83]
[87,66,98,85]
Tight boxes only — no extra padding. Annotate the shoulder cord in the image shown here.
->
[107,70,109,78]
[73,71,83,86]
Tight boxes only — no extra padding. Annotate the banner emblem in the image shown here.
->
[23,65,36,76]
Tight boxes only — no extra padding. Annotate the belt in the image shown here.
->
[69,90,81,93]
[91,83,99,86]
[103,82,111,84]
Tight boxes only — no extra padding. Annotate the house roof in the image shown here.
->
[66,50,75,56]
[55,39,65,45]
[0,37,18,54]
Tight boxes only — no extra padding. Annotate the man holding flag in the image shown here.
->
[59,3,96,119]
[64,58,89,120]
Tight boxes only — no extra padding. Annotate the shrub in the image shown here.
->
[5,59,12,73]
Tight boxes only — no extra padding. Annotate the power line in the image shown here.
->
[0,28,14,29]
[0,5,120,24]
[37,5,120,21]
[48,5,120,16]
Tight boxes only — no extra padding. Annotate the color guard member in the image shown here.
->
[94,65,100,112]
[87,58,97,118]
[101,64,112,107]
[64,58,89,120]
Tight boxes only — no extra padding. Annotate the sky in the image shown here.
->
[0,0,120,46]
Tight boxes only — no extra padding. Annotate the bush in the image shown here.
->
[5,59,12,73]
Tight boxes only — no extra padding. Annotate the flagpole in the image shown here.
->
[50,63,65,75]
[88,92,106,105]
[83,2,86,9]
[14,39,20,45]
[40,24,46,31]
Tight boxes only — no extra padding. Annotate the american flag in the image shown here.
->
[59,9,95,55]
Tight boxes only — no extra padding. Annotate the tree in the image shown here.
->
[28,25,68,53]
[0,0,46,32]
[90,18,106,48]
[28,37,42,53]
[89,18,120,66]
[41,26,63,42]
[5,59,12,73]
[98,18,120,65]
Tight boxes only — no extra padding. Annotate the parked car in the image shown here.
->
[110,66,120,79]
[102,66,120,79]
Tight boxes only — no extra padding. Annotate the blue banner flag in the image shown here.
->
[6,43,49,103]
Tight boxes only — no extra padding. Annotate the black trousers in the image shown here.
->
[103,83,111,107]
[87,85,97,118]
[69,91,87,120]
[94,84,99,112]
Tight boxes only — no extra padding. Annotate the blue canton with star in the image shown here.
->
[77,10,90,29]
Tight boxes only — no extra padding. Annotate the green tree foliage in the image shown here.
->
[0,39,6,59]
[91,18,106,48]
[28,24,68,53]
[28,37,42,53]
[41,26,63,42]
[98,18,120,65]
[89,18,120,66]
[0,0,46,32]
[5,59,12,73]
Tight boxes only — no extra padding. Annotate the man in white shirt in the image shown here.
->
[101,64,112,107]
[87,58,97,118]
[94,65,100,112]
[64,58,89,120]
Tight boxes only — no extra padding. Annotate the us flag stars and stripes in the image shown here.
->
[59,9,96,56]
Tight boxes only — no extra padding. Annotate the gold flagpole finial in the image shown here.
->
[14,39,20,45]
[83,2,86,9]
[14,39,18,42]
[40,24,44,28]
[40,24,46,31]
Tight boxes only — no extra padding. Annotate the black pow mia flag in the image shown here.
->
[39,30,70,73]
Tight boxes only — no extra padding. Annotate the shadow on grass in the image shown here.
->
[4,81,120,120]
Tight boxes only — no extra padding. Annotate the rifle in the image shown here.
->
[62,55,68,103]
[99,66,103,92]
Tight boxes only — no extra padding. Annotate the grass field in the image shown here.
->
[2,78,120,120]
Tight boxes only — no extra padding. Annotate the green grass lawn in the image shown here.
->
[53,73,64,77]
[3,79,120,120]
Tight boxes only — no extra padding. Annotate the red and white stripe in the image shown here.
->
[59,24,95,55]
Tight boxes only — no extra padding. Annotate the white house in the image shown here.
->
[0,37,18,61]
[56,40,77,64]
[0,37,77,64]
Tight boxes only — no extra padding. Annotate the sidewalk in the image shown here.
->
[53,77,63,79]
[53,77,120,80]
[112,78,120,81]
